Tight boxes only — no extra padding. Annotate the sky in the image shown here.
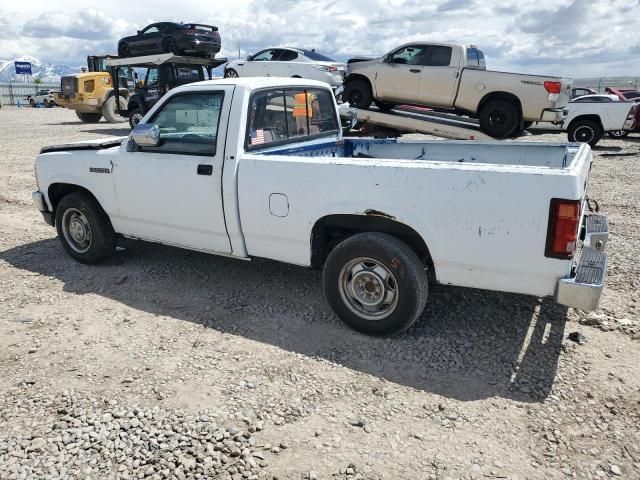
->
[1,0,640,78]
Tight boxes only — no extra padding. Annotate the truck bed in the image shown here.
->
[263,138,583,169]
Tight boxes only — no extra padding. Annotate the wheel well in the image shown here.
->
[477,91,523,119]
[346,74,373,92]
[47,184,101,218]
[310,214,436,282]
[568,115,603,132]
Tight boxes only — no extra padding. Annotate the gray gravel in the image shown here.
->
[0,106,639,479]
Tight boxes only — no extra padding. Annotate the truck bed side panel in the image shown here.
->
[237,154,588,297]
[455,69,572,120]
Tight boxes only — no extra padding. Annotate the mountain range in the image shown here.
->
[0,56,81,82]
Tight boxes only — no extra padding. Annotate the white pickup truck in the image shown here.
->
[530,94,638,146]
[344,43,572,139]
[32,77,608,336]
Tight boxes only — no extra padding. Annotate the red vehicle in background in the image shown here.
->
[605,87,640,137]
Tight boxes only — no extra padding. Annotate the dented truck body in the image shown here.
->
[33,77,608,335]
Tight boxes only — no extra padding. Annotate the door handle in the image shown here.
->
[410,69,421,73]
[197,164,213,176]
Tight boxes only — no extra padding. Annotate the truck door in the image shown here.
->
[417,45,459,108]
[374,44,426,103]
[112,86,234,253]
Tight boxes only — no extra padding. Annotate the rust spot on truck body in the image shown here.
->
[364,209,396,220]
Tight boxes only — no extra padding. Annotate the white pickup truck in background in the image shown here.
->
[344,42,572,139]
[32,78,608,336]
[529,94,637,146]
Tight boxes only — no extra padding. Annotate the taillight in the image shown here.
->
[544,81,562,94]
[545,199,581,259]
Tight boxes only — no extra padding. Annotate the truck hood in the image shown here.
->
[40,137,126,154]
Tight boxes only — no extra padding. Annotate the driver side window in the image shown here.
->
[141,92,224,156]
[253,50,276,61]
[390,45,426,65]
[143,26,160,34]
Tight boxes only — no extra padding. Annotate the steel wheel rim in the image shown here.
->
[338,257,399,321]
[131,112,143,126]
[574,125,594,143]
[62,208,92,253]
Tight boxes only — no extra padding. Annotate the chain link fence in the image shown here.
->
[0,80,59,106]
[573,77,640,93]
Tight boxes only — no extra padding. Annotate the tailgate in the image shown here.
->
[556,78,573,108]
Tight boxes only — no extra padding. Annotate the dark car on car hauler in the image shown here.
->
[118,22,221,58]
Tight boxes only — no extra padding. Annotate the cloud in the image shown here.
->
[2,0,640,78]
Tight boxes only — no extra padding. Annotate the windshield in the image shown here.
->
[302,49,337,62]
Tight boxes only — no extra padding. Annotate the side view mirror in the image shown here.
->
[341,109,357,135]
[383,53,392,63]
[131,123,159,146]
[246,55,253,61]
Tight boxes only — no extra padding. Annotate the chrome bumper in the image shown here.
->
[32,191,46,211]
[541,108,567,124]
[33,191,54,226]
[556,214,608,311]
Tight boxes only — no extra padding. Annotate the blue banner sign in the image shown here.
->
[15,61,33,75]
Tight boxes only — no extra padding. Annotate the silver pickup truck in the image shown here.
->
[344,42,572,138]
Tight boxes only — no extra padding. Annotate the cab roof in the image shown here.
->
[171,76,332,93]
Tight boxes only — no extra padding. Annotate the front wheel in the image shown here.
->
[343,79,373,109]
[608,130,630,138]
[128,108,143,128]
[55,192,116,264]
[76,112,103,123]
[224,68,239,78]
[568,119,603,147]
[323,232,428,336]
[478,99,519,138]
[30,98,35,107]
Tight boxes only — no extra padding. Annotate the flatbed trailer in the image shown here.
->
[106,53,228,118]
[340,104,495,141]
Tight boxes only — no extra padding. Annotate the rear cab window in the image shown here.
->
[466,47,486,70]
[245,87,339,150]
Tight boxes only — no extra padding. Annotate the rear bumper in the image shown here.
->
[32,191,54,226]
[541,108,567,124]
[555,214,609,311]
[182,40,221,55]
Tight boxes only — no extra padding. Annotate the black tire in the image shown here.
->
[374,100,395,112]
[522,121,533,130]
[608,130,630,139]
[224,68,239,78]
[44,99,50,108]
[76,112,103,123]
[30,98,35,107]
[478,99,519,138]
[163,38,178,54]
[55,192,116,264]
[128,108,144,128]
[322,232,428,336]
[343,79,373,109]
[118,43,130,57]
[102,95,127,123]
[568,119,603,147]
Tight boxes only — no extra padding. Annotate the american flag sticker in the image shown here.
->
[251,129,265,145]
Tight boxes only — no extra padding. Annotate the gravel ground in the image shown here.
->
[0,106,639,480]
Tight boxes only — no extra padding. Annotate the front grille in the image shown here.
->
[61,76,77,96]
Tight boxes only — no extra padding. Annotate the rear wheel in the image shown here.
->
[568,119,603,147]
[224,68,239,78]
[102,95,127,123]
[76,112,102,123]
[478,99,519,138]
[30,98,35,107]
[343,79,373,109]
[55,192,116,264]
[608,130,630,138]
[128,108,144,128]
[322,232,428,336]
